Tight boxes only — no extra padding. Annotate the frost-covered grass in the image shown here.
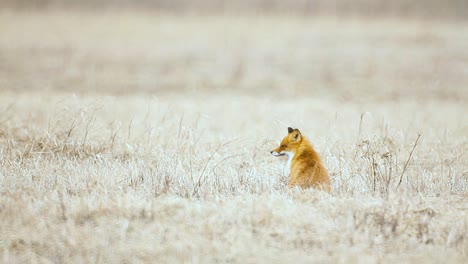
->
[0,11,467,263]
[1,94,466,263]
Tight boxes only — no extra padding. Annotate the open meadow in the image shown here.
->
[0,10,467,263]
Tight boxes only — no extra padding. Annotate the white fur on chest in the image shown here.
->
[283,151,294,174]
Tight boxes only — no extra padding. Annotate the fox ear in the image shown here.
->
[290,129,302,142]
[287,127,294,133]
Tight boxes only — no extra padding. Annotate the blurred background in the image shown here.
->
[0,0,467,101]
[3,0,468,18]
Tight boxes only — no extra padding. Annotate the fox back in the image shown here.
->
[271,127,331,192]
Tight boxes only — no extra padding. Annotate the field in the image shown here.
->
[0,10,467,263]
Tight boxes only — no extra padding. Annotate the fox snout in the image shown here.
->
[270,150,283,157]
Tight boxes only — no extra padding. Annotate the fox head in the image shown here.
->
[270,127,303,157]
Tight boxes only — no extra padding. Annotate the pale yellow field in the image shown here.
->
[0,11,467,263]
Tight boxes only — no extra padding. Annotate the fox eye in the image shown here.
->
[281,144,287,148]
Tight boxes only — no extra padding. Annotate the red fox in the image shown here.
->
[271,127,331,192]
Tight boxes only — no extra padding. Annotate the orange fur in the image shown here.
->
[271,127,331,192]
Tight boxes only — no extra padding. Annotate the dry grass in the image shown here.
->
[0,11,467,263]
[1,11,468,100]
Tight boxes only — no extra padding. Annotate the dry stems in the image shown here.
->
[0,11,467,263]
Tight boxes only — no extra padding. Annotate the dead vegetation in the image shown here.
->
[0,10,467,263]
